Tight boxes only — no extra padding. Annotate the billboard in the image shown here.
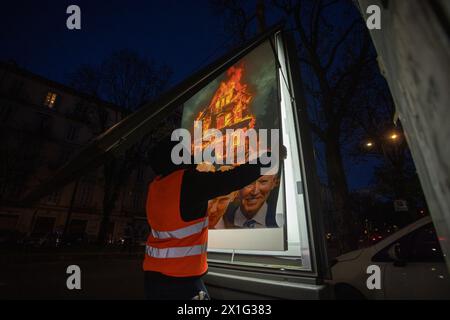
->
[181,40,286,251]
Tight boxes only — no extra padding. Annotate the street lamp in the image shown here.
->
[390,133,399,140]
[363,130,402,153]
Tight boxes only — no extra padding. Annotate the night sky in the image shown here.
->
[0,0,378,191]
[0,0,231,85]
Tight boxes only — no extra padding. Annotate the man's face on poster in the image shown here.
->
[208,192,236,228]
[239,175,277,218]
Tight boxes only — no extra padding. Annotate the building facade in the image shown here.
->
[0,62,151,243]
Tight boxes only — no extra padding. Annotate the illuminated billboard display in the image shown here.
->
[181,40,287,251]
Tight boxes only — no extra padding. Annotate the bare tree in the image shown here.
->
[211,0,384,253]
[69,50,172,114]
[101,50,172,111]
[351,84,424,211]
[210,0,258,46]
[68,50,173,243]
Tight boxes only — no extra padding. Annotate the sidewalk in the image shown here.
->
[0,245,145,265]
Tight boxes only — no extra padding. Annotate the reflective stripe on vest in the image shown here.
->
[151,217,208,239]
[146,244,207,258]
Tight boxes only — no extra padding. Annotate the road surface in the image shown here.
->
[0,258,144,299]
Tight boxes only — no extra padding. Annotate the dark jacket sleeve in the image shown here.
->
[179,157,274,222]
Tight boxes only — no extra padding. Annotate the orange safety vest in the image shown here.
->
[143,169,208,277]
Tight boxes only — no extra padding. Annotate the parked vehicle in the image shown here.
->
[330,216,450,299]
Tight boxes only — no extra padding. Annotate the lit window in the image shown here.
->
[234,107,242,120]
[216,115,224,129]
[225,113,232,127]
[44,92,58,108]
[233,135,239,147]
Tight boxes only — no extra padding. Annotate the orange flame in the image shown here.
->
[194,64,256,159]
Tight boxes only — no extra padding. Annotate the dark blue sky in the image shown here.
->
[0,0,378,191]
[0,0,232,85]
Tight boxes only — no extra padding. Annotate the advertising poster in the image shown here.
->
[181,40,286,251]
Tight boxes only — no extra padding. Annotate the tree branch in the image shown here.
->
[324,19,361,70]
[308,120,327,142]
[310,0,322,49]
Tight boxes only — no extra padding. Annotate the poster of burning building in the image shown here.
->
[181,40,284,231]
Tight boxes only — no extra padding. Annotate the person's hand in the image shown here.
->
[196,162,215,172]
[218,165,234,172]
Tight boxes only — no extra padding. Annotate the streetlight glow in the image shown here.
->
[365,141,373,147]
[390,133,398,140]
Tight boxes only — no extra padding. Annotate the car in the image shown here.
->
[330,216,450,299]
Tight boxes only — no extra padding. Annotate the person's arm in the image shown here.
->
[184,162,266,200]
[180,153,278,221]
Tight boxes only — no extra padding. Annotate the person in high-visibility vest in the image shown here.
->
[144,138,283,300]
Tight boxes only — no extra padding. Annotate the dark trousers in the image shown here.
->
[144,271,209,300]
